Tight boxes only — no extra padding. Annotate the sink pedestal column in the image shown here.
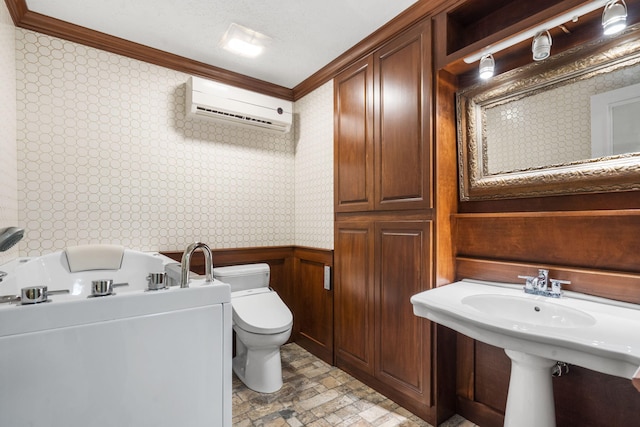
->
[504,350,557,427]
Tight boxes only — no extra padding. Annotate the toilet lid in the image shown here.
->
[232,291,293,334]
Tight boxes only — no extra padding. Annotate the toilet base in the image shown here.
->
[233,332,287,394]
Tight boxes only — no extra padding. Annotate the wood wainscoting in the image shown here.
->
[161,246,296,310]
[161,245,333,361]
[292,247,334,364]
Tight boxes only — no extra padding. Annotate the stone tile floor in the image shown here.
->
[232,343,479,427]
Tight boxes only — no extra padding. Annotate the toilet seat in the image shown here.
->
[232,291,293,335]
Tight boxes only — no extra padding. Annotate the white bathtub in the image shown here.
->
[0,248,232,427]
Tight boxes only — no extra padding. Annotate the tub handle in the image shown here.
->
[147,273,167,291]
[90,280,128,298]
[21,286,68,304]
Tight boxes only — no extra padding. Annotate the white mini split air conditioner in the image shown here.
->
[185,76,293,133]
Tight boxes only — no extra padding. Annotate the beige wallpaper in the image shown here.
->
[0,2,18,265]
[14,29,306,256]
[294,81,334,249]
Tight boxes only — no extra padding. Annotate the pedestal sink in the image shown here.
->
[411,279,640,427]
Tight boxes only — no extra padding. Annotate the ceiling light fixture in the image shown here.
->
[220,23,271,58]
[602,0,628,35]
[479,54,495,80]
[463,0,612,65]
[532,30,552,61]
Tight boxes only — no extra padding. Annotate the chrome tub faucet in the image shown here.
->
[180,242,214,288]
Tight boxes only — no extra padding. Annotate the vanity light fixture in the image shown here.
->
[478,54,495,79]
[464,0,616,70]
[532,30,552,61]
[602,0,628,35]
[220,23,270,58]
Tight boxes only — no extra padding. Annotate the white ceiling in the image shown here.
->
[25,0,419,89]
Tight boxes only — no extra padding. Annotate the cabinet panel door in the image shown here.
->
[294,252,333,365]
[375,220,432,404]
[374,20,432,210]
[334,221,375,374]
[334,57,374,212]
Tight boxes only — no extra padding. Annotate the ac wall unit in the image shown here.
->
[185,76,293,133]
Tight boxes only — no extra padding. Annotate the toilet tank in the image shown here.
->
[213,263,270,292]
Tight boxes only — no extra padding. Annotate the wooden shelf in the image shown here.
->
[433,0,608,78]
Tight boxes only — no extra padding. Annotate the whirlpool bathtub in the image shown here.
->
[0,246,231,427]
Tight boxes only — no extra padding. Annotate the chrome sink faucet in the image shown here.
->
[180,242,214,288]
[518,269,570,298]
[536,269,549,292]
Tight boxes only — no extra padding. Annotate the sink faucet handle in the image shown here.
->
[550,279,571,297]
[518,275,537,291]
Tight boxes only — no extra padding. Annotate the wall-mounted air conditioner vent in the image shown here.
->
[186,76,292,133]
[194,107,275,126]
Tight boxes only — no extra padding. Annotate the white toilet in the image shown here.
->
[213,263,293,393]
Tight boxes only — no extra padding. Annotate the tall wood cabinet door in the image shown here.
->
[374,20,432,211]
[375,220,433,404]
[334,57,375,212]
[334,221,375,374]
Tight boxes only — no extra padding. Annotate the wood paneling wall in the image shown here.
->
[455,211,640,275]
[431,68,459,423]
[163,246,293,299]
[161,245,333,355]
[292,247,334,364]
[454,210,640,305]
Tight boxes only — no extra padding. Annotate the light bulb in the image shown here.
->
[479,54,495,80]
[602,0,628,36]
[532,31,552,61]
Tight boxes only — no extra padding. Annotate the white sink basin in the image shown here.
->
[462,294,597,329]
[411,279,640,427]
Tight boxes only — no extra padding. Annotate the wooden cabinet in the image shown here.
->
[335,219,433,413]
[335,19,431,213]
[374,221,432,403]
[334,221,375,374]
[334,57,374,212]
[333,18,450,424]
[373,24,431,211]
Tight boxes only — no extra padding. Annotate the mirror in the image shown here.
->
[457,25,640,201]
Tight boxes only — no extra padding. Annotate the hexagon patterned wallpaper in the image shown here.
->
[9,27,334,257]
[485,62,640,174]
[0,2,18,265]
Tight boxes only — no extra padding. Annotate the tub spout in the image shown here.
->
[180,242,214,288]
